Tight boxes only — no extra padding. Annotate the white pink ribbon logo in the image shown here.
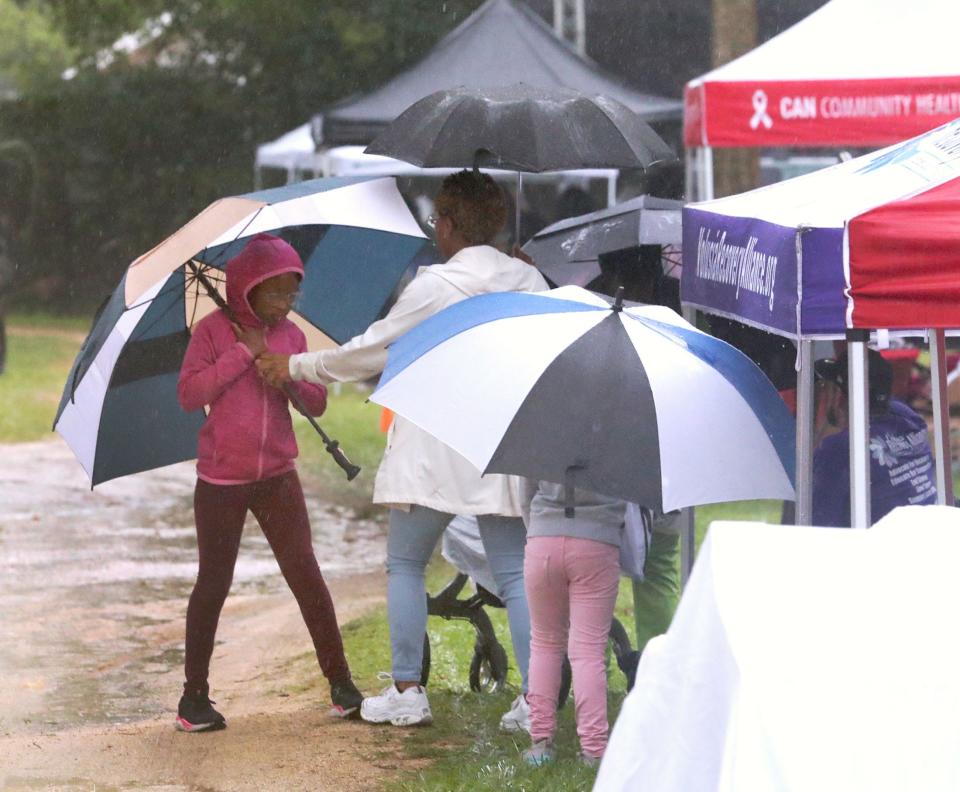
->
[750,89,773,130]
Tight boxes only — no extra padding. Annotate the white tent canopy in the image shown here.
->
[254,130,419,185]
[254,123,321,179]
[595,508,960,792]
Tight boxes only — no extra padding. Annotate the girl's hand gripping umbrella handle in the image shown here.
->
[187,260,361,481]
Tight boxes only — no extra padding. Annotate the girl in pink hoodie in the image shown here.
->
[175,233,361,731]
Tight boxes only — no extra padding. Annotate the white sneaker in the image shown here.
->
[499,693,530,733]
[360,681,432,727]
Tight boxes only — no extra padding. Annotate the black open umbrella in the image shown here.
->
[365,83,675,172]
[365,83,677,236]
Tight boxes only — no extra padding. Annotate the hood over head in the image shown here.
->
[225,233,304,326]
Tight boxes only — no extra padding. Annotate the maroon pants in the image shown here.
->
[184,471,350,695]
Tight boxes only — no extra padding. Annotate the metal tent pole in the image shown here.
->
[929,328,954,505]
[515,171,523,244]
[702,146,715,200]
[795,339,815,524]
[695,148,707,202]
[847,330,871,528]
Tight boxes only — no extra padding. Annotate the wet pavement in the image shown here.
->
[0,439,386,736]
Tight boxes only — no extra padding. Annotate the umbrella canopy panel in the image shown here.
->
[365,83,676,173]
[195,224,427,345]
[373,287,794,512]
[55,275,206,485]
[524,195,682,264]
[523,194,682,288]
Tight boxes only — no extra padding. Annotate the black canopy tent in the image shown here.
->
[312,0,681,147]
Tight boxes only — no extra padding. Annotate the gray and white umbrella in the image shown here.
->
[522,194,683,288]
[371,286,795,513]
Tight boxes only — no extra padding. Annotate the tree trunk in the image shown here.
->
[712,0,759,197]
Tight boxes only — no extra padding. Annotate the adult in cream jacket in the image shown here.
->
[258,170,547,730]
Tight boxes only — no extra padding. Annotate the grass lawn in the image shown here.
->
[0,314,89,442]
[293,383,388,516]
[284,556,633,791]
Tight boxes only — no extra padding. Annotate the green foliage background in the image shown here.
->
[0,1,482,310]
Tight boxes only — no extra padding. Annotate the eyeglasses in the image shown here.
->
[261,290,301,304]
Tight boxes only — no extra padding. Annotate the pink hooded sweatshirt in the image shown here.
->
[177,233,327,484]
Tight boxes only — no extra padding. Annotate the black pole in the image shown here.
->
[187,261,360,481]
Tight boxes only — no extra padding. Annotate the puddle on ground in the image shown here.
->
[0,439,385,735]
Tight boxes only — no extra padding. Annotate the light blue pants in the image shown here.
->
[387,505,530,691]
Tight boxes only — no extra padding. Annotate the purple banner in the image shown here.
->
[799,227,846,336]
[681,207,799,337]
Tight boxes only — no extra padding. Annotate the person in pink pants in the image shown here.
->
[521,480,625,767]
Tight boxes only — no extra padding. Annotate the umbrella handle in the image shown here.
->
[186,260,362,482]
[283,384,361,481]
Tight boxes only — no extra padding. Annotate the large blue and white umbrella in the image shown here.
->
[372,286,795,512]
[55,176,428,486]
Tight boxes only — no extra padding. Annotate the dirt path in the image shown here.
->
[0,439,413,791]
[0,577,416,792]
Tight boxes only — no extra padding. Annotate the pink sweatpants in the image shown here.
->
[524,535,620,758]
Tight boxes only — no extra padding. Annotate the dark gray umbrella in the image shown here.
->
[364,83,676,172]
[522,194,683,286]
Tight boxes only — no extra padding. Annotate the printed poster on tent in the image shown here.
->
[681,209,799,337]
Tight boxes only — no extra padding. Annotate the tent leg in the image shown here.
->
[679,507,696,588]
[515,172,523,245]
[695,148,706,202]
[702,146,715,201]
[929,328,954,505]
[847,330,871,528]
[685,148,696,202]
[795,339,815,524]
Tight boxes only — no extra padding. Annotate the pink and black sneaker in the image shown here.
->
[175,692,226,732]
[329,678,363,719]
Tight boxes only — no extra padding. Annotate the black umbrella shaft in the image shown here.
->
[293,398,361,481]
[186,261,361,481]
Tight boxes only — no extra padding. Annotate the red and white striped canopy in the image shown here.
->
[684,0,960,149]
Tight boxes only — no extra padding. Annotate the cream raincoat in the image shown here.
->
[289,245,548,515]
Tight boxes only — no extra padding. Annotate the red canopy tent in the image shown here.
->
[682,0,960,527]
[684,0,960,198]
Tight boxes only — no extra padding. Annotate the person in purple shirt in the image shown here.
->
[812,349,937,527]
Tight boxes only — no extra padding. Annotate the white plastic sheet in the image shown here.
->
[595,506,960,792]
